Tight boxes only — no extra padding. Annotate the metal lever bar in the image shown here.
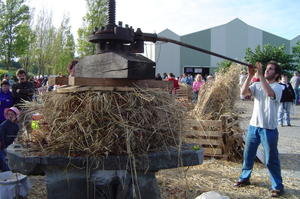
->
[142,33,253,67]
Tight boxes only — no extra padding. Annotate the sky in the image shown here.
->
[28,0,300,41]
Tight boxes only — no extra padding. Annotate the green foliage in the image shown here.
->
[244,44,295,75]
[0,0,31,68]
[292,41,300,71]
[18,11,75,75]
[77,0,107,57]
[215,60,232,73]
[0,69,9,77]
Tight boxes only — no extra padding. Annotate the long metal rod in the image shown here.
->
[155,36,253,67]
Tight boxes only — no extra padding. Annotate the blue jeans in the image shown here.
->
[278,102,293,125]
[0,150,9,171]
[295,88,300,105]
[239,125,284,190]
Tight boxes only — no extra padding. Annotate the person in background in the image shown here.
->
[68,60,79,77]
[290,71,300,105]
[192,74,205,102]
[155,73,162,80]
[12,69,35,108]
[166,73,179,94]
[186,74,194,85]
[235,61,284,197]
[251,71,260,83]
[0,107,20,171]
[180,73,188,84]
[278,74,295,127]
[206,75,214,82]
[162,72,168,80]
[2,74,15,86]
[0,81,14,124]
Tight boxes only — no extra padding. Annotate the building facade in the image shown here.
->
[155,18,300,77]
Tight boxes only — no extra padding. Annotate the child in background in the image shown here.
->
[192,74,205,102]
[0,107,20,171]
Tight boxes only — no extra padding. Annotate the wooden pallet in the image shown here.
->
[183,118,228,159]
[176,83,192,101]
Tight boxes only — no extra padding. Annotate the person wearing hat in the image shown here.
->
[0,80,14,124]
[0,107,20,171]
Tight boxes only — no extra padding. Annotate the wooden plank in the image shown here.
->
[48,76,68,86]
[204,154,228,159]
[184,119,223,130]
[185,137,223,146]
[183,130,225,137]
[203,148,223,155]
[69,77,172,89]
[56,86,136,94]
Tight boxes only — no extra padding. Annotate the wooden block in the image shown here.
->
[185,137,223,146]
[183,119,223,130]
[56,86,136,93]
[74,52,155,79]
[203,147,223,155]
[69,77,172,89]
[183,130,225,137]
[48,76,68,86]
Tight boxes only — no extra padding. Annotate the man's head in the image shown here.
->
[264,61,281,82]
[16,69,27,83]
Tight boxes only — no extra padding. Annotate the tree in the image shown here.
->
[23,11,76,75]
[77,0,107,57]
[50,15,75,75]
[0,0,31,69]
[292,41,300,71]
[215,60,233,73]
[244,44,295,74]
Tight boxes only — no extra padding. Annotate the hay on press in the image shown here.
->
[20,88,184,157]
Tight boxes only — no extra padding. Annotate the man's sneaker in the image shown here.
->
[233,179,250,187]
[270,189,284,197]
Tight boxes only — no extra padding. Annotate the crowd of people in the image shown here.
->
[155,72,213,102]
[0,69,37,171]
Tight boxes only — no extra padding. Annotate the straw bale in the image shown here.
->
[20,88,184,157]
[194,64,241,120]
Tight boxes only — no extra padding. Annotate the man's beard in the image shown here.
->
[265,74,277,81]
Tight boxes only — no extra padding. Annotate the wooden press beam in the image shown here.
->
[68,77,172,89]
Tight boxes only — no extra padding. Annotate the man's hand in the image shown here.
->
[247,65,256,77]
[255,62,263,77]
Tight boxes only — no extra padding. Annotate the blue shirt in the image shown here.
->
[0,89,14,123]
[0,120,19,149]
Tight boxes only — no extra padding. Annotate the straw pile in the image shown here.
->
[20,88,184,157]
[194,64,241,120]
[189,64,244,161]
